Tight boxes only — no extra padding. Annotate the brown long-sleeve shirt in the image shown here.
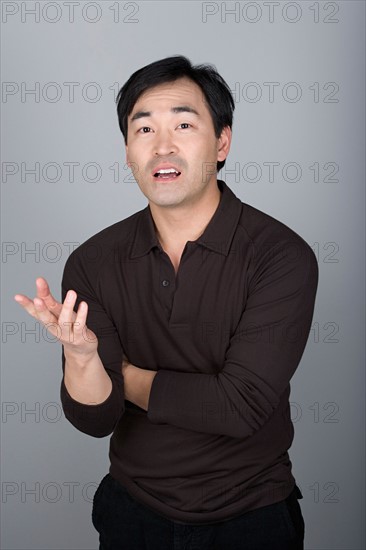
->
[60,179,318,524]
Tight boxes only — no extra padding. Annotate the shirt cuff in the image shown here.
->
[60,376,123,437]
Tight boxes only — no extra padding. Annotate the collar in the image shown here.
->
[130,179,243,259]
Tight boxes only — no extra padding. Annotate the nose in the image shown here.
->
[153,129,178,157]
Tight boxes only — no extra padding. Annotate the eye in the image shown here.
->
[137,126,152,133]
[178,123,191,129]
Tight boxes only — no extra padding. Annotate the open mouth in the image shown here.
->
[153,168,182,180]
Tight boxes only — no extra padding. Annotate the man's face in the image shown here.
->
[125,77,231,209]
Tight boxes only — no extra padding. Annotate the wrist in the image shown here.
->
[64,347,99,371]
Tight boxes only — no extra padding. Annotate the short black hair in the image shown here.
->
[115,55,235,172]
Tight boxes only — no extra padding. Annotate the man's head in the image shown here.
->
[115,56,234,209]
[116,56,235,173]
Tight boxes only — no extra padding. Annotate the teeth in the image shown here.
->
[156,168,179,174]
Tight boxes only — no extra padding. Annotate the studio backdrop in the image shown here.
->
[1,1,365,549]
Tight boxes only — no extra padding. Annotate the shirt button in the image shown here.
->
[162,280,170,287]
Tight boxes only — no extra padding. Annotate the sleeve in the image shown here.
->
[60,247,125,438]
[147,238,319,438]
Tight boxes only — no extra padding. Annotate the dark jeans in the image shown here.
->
[92,473,305,549]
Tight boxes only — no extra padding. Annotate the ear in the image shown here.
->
[217,126,232,163]
[125,143,130,167]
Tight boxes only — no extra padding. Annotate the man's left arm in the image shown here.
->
[125,239,319,439]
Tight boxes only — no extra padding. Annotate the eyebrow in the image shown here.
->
[130,105,200,123]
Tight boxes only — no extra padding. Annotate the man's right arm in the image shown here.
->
[14,240,126,437]
[60,247,126,437]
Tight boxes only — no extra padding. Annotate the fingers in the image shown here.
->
[15,281,80,327]
[73,299,98,345]
[73,299,88,336]
[14,277,61,317]
[35,277,63,317]
[14,293,42,318]
[58,293,97,347]
[58,290,81,343]
[14,279,96,349]
[33,296,59,326]
[14,294,59,339]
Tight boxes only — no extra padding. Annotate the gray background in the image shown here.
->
[1,1,365,548]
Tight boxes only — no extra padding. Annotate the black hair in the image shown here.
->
[115,55,235,172]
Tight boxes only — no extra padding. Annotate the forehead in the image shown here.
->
[130,78,208,113]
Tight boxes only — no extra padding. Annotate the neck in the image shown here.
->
[149,181,221,250]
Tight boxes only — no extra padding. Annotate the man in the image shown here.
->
[15,55,318,549]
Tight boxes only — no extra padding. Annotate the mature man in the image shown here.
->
[15,56,318,549]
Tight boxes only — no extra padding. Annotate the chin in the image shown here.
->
[151,197,185,208]
[145,187,185,205]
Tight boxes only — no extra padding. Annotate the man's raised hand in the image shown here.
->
[14,276,98,360]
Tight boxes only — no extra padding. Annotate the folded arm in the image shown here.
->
[145,240,319,438]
